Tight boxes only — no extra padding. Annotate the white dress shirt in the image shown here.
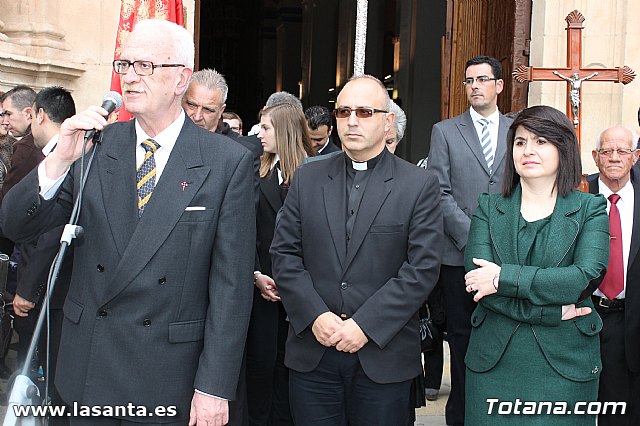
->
[469,107,500,168]
[594,178,634,299]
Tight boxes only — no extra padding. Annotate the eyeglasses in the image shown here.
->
[596,148,637,157]
[463,76,499,86]
[113,60,185,76]
[334,107,388,119]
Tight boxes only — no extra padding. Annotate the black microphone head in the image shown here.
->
[102,91,123,113]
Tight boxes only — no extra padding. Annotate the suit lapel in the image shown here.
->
[628,177,640,268]
[323,154,347,267]
[543,191,581,267]
[260,169,282,213]
[491,188,519,265]
[103,120,210,303]
[343,152,393,271]
[99,122,138,257]
[457,111,490,175]
[491,115,509,176]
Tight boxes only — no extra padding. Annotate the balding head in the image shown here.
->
[592,126,639,192]
[335,75,395,161]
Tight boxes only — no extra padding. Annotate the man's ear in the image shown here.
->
[176,67,193,96]
[24,106,34,122]
[36,107,46,125]
[384,112,396,133]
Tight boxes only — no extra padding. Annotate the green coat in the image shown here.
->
[464,185,609,382]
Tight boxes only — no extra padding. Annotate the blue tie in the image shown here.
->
[479,118,494,172]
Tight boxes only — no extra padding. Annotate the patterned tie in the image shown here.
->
[136,138,161,217]
[479,118,494,172]
[599,193,624,299]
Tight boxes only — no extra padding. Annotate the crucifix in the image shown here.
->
[513,10,635,142]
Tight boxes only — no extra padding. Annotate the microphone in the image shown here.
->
[84,91,123,141]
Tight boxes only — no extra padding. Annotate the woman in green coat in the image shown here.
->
[463,106,609,425]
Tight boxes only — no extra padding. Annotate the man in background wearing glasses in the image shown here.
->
[589,126,640,425]
[270,75,443,425]
[1,20,255,426]
[427,55,512,426]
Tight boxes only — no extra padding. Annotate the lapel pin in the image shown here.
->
[181,181,189,191]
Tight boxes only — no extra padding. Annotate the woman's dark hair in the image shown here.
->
[502,105,582,197]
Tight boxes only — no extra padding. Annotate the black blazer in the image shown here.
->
[256,169,282,276]
[589,172,640,372]
[270,150,443,383]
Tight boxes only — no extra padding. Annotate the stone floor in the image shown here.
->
[0,334,450,424]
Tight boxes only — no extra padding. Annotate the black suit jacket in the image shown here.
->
[589,172,640,372]
[256,170,282,276]
[270,150,443,383]
[318,137,340,155]
[0,117,256,419]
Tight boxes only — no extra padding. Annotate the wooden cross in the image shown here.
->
[513,10,635,144]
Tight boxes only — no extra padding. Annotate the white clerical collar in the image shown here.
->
[352,161,367,171]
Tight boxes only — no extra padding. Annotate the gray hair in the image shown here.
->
[2,85,36,110]
[133,19,194,69]
[595,126,638,150]
[389,100,407,142]
[265,91,303,111]
[191,68,228,102]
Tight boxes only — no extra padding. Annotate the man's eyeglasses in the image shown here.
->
[334,107,388,119]
[113,60,185,76]
[596,148,637,157]
[463,76,499,86]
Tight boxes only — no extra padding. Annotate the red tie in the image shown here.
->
[599,193,624,299]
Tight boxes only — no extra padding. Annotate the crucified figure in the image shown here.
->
[553,71,599,126]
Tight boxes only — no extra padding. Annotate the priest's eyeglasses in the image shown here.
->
[113,60,185,76]
[463,76,498,86]
[596,148,636,157]
[334,107,388,119]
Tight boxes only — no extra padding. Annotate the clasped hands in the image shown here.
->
[312,312,368,353]
[254,273,281,302]
[464,258,591,320]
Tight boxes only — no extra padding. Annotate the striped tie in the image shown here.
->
[479,118,494,172]
[136,138,160,217]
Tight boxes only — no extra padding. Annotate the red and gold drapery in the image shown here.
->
[110,0,185,121]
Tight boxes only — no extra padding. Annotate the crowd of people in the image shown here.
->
[0,19,638,426]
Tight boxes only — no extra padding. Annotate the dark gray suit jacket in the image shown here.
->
[0,118,256,420]
[427,109,512,266]
[589,172,640,372]
[270,150,443,384]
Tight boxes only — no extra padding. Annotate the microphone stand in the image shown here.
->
[4,131,103,426]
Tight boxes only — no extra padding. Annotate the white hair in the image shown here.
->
[133,19,194,69]
[389,100,407,142]
[595,125,638,150]
[191,69,228,102]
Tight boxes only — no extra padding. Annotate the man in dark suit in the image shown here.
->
[0,85,41,200]
[590,126,640,425]
[304,105,340,155]
[270,75,442,425]
[0,85,40,257]
[427,55,512,425]
[0,19,255,426]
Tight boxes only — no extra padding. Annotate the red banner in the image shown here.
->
[110,0,185,121]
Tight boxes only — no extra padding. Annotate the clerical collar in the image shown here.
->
[346,149,386,171]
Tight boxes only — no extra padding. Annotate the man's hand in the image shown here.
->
[312,312,344,347]
[561,304,592,320]
[46,106,110,180]
[254,273,281,302]
[328,318,368,353]
[12,294,35,317]
[189,392,228,426]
